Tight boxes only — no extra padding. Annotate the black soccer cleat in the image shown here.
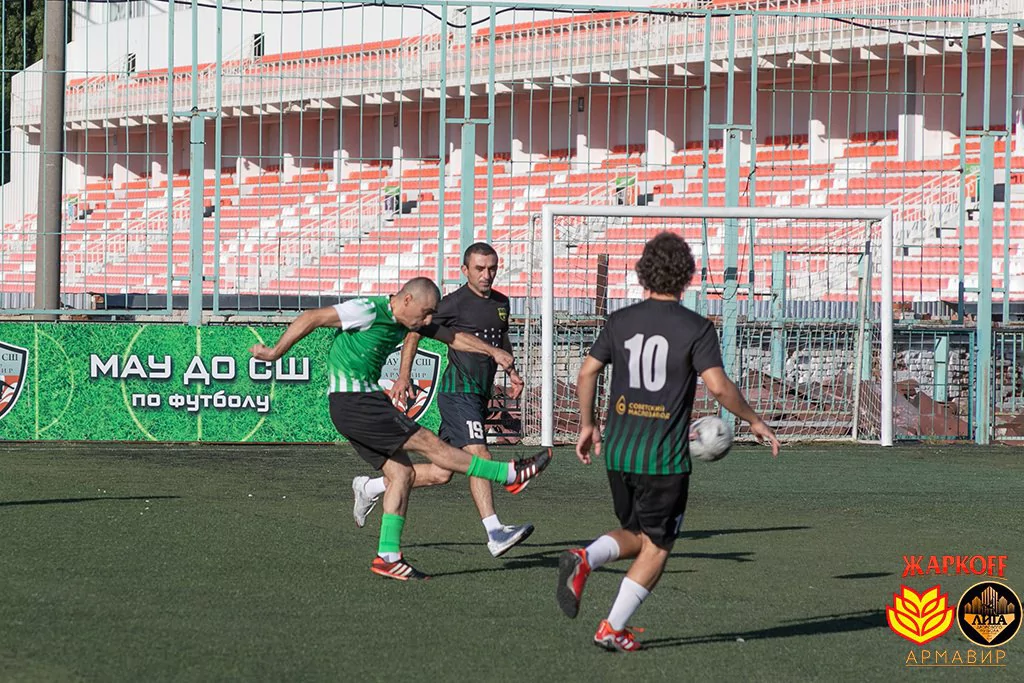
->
[556,548,591,618]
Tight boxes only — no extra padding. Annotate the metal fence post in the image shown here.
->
[974,134,995,444]
[187,0,205,326]
[771,251,787,379]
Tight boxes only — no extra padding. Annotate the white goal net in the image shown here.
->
[509,206,894,447]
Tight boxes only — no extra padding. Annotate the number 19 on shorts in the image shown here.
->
[466,420,485,441]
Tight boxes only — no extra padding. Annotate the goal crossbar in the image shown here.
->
[539,204,895,448]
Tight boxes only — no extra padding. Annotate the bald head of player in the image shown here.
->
[635,232,696,300]
[391,277,442,330]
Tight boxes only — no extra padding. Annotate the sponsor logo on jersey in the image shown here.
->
[380,346,441,421]
[615,395,626,415]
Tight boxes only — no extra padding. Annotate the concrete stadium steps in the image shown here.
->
[684,179,809,193]
[661,195,776,208]
[4,137,1023,304]
[955,135,1008,155]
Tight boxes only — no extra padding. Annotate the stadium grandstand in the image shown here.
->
[2,0,1022,312]
[2,0,1024,443]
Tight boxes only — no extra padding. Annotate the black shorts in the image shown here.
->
[328,391,421,470]
[437,392,489,448]
[607,470,690,550]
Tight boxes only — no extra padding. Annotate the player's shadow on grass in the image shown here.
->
[589,551,753,576]
[642,610,885,649]
[0,495,180,507]
[412,526,808,576]
[407,526,809,556]
[681,525,811,541]
[423,543,754,577]
[405,539,595,552]
[428,556,698,577]
[417,543,585,576]
[834,572,894,580]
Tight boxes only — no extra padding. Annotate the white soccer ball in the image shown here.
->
[689,416,734,462]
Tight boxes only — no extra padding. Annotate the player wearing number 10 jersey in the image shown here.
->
[556,232,782,652]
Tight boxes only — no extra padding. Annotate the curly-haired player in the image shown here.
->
[556,232,781,651]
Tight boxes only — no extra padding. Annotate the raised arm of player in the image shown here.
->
[248,307,341,362]
[575,355,606,465]
[700,367,781,457]
[249,300,371,362]
[390,331,422,404]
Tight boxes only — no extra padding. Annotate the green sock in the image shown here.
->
[378,513,405,556]
[467,455,509,484]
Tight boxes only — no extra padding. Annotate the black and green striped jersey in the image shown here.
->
[430,285,512,397]
[588,299,723,475]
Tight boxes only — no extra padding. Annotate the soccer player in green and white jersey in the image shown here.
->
[555,233,781,651]
[249,277,551,581]
[353,243,534,559]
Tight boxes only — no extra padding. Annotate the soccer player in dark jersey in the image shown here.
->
[353,243,536,558]
[555,232,781,651]
[248,277,552,581]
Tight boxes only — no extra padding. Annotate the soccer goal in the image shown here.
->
[516,205,894,448]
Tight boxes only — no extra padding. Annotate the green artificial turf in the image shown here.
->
[1,443,1022,682]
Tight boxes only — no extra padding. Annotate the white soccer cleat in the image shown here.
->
[487,523,535,558]
[352,476,379,528]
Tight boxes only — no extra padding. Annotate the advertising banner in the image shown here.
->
[0,323,446,442]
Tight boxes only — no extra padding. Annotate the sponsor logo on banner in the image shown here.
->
[0,322,447,442]
[379,346,441,422]
[0,340,28,421]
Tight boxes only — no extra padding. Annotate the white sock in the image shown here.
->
[505,461,516,484]
[607,577,650,631]
[378,551,401,563]
[365,477,387,497]
[585,535,620,570]
[482,514,503,535]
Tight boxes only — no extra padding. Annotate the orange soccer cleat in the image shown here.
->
[593,620,643,652]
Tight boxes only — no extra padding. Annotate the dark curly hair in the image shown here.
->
[634,232,696,297]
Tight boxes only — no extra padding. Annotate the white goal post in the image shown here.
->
[539,204,894,448]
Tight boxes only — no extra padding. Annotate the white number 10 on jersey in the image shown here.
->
[624,333,669,391]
